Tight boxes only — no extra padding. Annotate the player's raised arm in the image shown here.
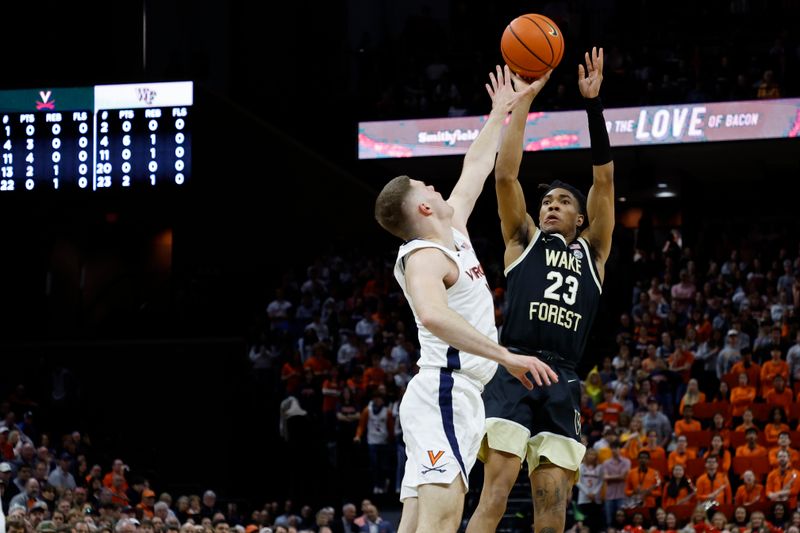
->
[448,65,542,235]
[495,71,551,251]
[578,47,615,279]
[404,247,558,389]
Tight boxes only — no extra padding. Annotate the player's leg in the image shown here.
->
[467,365,533,532]
[527,367,585,533]
[465,448,521,533]
[416,477,466,533]
[530,462,575,533]
[397,496,418,533]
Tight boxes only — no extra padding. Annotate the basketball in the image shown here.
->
[501,13,564,79]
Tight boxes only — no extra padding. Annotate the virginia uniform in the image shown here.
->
[394,227,498,501]
[480,228,601,474]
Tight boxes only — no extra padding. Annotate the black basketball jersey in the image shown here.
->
[500,229,602,366]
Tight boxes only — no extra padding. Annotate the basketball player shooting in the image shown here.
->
[467,47,614,533]
[374,65,558,533]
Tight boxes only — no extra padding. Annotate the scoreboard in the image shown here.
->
[0,81,192,192]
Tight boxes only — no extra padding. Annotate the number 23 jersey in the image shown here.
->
[500,229,602,366]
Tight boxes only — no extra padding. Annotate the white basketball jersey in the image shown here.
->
[394,228,498,386]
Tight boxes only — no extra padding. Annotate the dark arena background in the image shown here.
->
[2,2,800,533]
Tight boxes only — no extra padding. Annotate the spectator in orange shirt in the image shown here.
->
[736,408,757,432]
[625,451,662,510]
[768,432,800,468]
[702,434,732,473]
[643,429,667,471]
[304,342,333,378]
[102,459,128,491]
[674,405,702,437]
[761,347,789,396]
[766,449,800,509]
[661,463,695,508]
[736,428,768,459]
[668,435,697,473]
[597,387,625,427]
[695,456,732,507]
[765,375,793,412]
[668,339,695,383]
[136,489,156,519]
[730,372,757,417]
[641,344,665,374]
[709,412,732,449]
[765,407,791,446]
[622,416,647,462]
[734,469,764,507]
[679,378,706,416]
[730,347,760,392]
[361,353,387,392]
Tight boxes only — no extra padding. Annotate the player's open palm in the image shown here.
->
[503,353,559,390]
[510,69,552,102]
[486,65,549,114]
[578,46,604,98]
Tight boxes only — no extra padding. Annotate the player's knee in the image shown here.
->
[416,514,460,533]
[480,484,512,516]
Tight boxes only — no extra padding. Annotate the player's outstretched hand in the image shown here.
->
[578,46,604,99]
[509,69,552,102]
[486,65,551,115]
[503,352,559,390]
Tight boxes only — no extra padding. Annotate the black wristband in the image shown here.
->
[585,96,612,165]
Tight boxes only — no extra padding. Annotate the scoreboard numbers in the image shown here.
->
[0,81,192,191]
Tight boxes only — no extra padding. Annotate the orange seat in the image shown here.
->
[722,372,740,391]
[651,455,668,477]
[791,430,800,445]
[692,403,719,420]
[665,504,696,523]
[751,403,771,422]
[790,405,800,423]
[742,455,772,481]
[750,457,772,483]
[730,431,746,448]
[684,429,712,449]
[685,457,707,479]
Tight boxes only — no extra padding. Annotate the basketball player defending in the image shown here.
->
[374,66,558,533]
[467,47,614,533]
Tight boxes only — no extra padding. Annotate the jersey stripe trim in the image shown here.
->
[439,369,466,476]
[504,228,541,276]
[446,346,461,370]
[577,237,602,293]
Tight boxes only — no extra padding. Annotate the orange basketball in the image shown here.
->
[500,13,564,79]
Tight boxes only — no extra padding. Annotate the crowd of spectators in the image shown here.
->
[355,2,800,120]
[251,216,800,533]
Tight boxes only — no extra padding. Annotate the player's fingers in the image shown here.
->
[503,65,512,86]
[577,64,585,81]
[528,367,543,387]
[585,52,592,72]
[496,65,505,86]
[598,47,604,72]
[547,366,559,383]
[485,83,494,98]
[536,365,552,386]
[517,373,534,391]
[489,72,498,91]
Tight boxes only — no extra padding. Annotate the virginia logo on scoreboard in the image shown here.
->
[36,90,55,110]
[136,88,158,105]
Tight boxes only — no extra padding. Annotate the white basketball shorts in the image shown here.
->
[399,367,485,502]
